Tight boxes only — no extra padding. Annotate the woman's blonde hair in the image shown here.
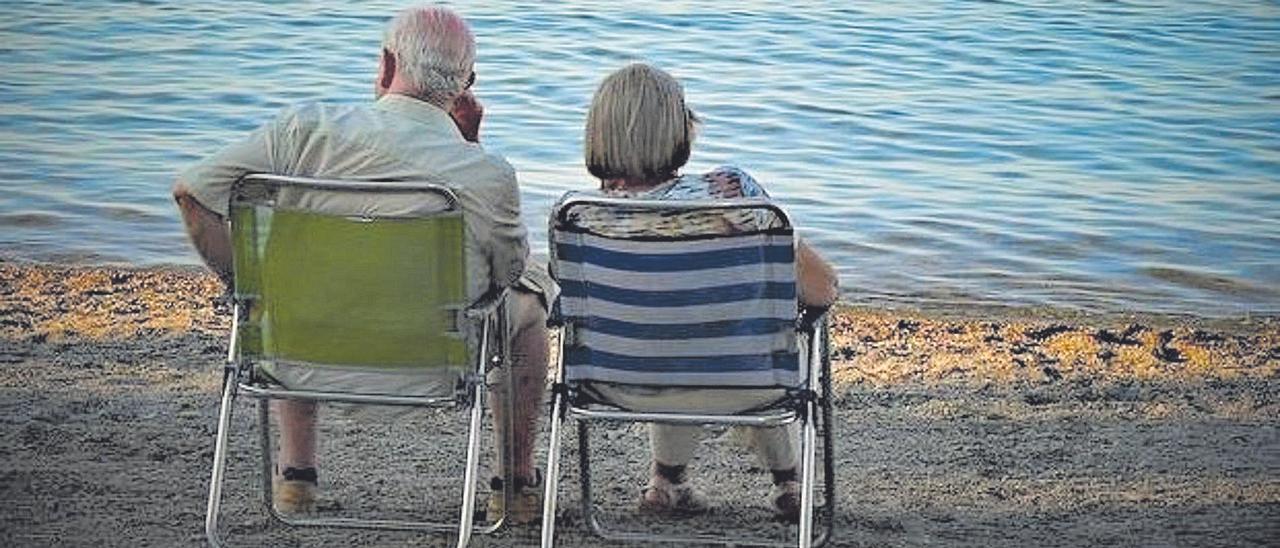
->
[585,63,699,182]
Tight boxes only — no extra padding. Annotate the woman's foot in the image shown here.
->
[769,480,801,524]
[639,474,709,516]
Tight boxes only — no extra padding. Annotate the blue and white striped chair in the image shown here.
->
[539,194,834,548]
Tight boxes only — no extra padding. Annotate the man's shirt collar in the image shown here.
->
[374,93,464,141]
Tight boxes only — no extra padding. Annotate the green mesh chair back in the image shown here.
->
[229,175,469,395]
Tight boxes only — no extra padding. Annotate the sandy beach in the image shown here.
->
[1,262,1277,547]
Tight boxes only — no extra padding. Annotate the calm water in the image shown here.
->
[2,1,1278,316]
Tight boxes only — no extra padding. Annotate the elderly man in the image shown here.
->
[173,5,551,524]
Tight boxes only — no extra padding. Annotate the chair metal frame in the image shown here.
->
[205,174,512,548]
[539,196,836,548]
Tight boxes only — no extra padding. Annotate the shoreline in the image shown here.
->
[5,253,1276,327]
[3,261,1276,388]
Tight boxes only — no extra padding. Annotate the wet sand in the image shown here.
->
[1,262,1277,547]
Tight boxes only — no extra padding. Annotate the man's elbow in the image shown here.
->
[173,181,198,220]
[172,179,195,203]
[173,181,220,225]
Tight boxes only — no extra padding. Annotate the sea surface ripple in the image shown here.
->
[1,1,1277,316]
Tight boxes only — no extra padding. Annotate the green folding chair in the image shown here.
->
[205,174,509,547]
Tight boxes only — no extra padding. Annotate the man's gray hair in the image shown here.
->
[383,6,476,107]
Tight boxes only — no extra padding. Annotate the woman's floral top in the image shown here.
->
[570,165,784,238]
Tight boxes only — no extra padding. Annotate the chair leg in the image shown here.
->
[205,371,238,548]
[577,420,601,536]
[797,402,818,548]
[818,400,836,547]
[452,377,486,548]
[258,399,282,523]
[539,391,566,548]
[819,328,836,546]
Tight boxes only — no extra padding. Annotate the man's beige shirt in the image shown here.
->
[181,94,550,303]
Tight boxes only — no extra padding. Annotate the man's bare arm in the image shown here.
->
[173,181,233,286]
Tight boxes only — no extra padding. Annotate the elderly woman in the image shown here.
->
[575,63,839,521]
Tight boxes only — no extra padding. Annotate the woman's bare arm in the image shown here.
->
[796,239,838,308]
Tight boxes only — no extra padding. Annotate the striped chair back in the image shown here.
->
[550,195,803,388]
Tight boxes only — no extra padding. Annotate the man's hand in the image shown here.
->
[450,91,483,143]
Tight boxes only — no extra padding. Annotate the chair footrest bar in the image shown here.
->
[566,406,798,427]
[590,526,828,547]
[238,384,459,407]
[270,515,503,535]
